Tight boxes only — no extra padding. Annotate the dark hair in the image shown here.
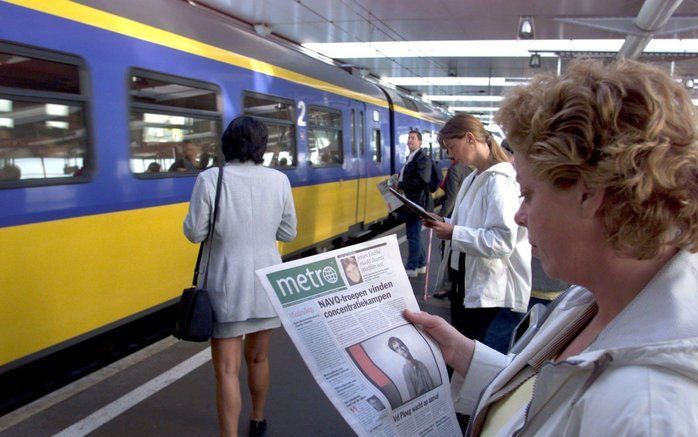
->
[221,116,268,164]
[408,129,422,142]
[387,336,405,351]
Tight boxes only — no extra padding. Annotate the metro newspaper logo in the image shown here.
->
[266,258,347,305]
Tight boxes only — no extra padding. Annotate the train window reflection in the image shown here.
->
[243,91,296,168]
[129,111,219,174]
[359,111,365,154]
[371,129,381,163]
[0,44,89,187]
[307,106,342,167]
[422,131,433,158]
[243,93,294,122]
[130,74,217,112]
[129,69,221,176]
[0,51,81,95]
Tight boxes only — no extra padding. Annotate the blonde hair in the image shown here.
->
[496,58,698,259]
[438,114,510,164]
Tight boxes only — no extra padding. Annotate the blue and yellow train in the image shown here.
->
[0,0,449,401]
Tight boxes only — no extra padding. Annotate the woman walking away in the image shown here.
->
[184,116,297,437]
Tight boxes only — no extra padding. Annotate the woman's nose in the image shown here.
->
[514,205,527,228]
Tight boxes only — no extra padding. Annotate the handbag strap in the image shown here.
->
[192,164,225,288]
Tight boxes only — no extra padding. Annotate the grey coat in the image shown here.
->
[439,162,471,218]
[183,161,297,323]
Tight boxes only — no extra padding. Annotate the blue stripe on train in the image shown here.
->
[0,2,392,228]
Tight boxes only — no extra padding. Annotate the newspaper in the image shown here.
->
[376,179,403,212]
[256,235,460,437]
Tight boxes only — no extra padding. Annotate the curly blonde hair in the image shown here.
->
[496,59,698,259]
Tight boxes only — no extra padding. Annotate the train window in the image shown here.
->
[371,129,381,163]
[307,106,342,167]
[422,131,433,158]
[359,111,365,154]
[243,92,296,168]
[129,70,221,175]
[0,44,89,187]
[400,96,418,112]
[350,109,356,156]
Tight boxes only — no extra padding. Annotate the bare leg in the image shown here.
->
[244,329,274,421]
[211,336,243,437]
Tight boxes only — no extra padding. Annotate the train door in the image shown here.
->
[352,102,368,225]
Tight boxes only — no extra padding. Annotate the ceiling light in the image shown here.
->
[381,77,528,87]
[518,16,535,39]
[303,39,698,59]
[423,95,503,102]
[684,77,694,89]
[449,106,500,112]
[529,53,541,68]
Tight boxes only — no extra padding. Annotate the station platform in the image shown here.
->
[0,226,562,436]
[0,228,451,437]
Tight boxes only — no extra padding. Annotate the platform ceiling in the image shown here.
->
[195,0,698,114]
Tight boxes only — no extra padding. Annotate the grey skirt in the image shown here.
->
[212,317,281,339]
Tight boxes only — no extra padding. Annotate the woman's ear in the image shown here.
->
[577,180,604,219]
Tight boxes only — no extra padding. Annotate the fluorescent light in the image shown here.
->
[303,39,698,59]
[424,95,503,102]
[304,39,618,59]
[383,77,528,86]
[450,106,500,112]
[0,118,14,128]
[46,121,69,129]
[0,99,12,112]
[45,104,69,116]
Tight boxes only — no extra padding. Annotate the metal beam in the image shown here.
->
[618,0,685,59]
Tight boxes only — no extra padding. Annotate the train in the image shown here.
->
[0,0,452,411]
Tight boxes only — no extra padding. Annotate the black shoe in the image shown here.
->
[249,419,267,437]
[432,290,449,299]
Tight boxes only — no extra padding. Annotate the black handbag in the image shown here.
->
[174,164,225,342]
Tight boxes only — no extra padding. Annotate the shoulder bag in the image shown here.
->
[174,165,225,342]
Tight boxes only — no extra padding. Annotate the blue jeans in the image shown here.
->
[405,218,425,269]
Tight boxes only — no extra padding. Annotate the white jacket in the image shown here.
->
[183,162,297,323]
[436,162,531,312]
[453,249,698,436]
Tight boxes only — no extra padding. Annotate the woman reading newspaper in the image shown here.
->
[407,59,698,435]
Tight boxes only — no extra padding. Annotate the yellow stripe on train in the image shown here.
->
[0,177,391,366]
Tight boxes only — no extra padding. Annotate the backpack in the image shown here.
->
[428,159,441,193]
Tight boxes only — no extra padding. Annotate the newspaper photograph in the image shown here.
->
[256,235,460,437]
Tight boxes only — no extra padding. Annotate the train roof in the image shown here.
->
[379,86,451,125]
[62,0,446,123]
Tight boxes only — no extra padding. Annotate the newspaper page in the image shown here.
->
[376,179,403,212]
[256,235,460,437]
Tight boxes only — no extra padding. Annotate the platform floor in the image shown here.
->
[1,228,456,437]
[1,226,561,436]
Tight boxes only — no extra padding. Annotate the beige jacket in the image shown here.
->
[452,249,698,436]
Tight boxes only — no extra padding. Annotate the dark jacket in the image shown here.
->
[439,161,471,218]
[397,149,433,220]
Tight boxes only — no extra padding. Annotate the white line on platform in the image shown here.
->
[0,337,179,432]
[51,347,212,437]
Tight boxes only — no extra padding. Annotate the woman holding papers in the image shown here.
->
[408,59,698,435]
[184,116,297,437]
[424,114,531,345]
